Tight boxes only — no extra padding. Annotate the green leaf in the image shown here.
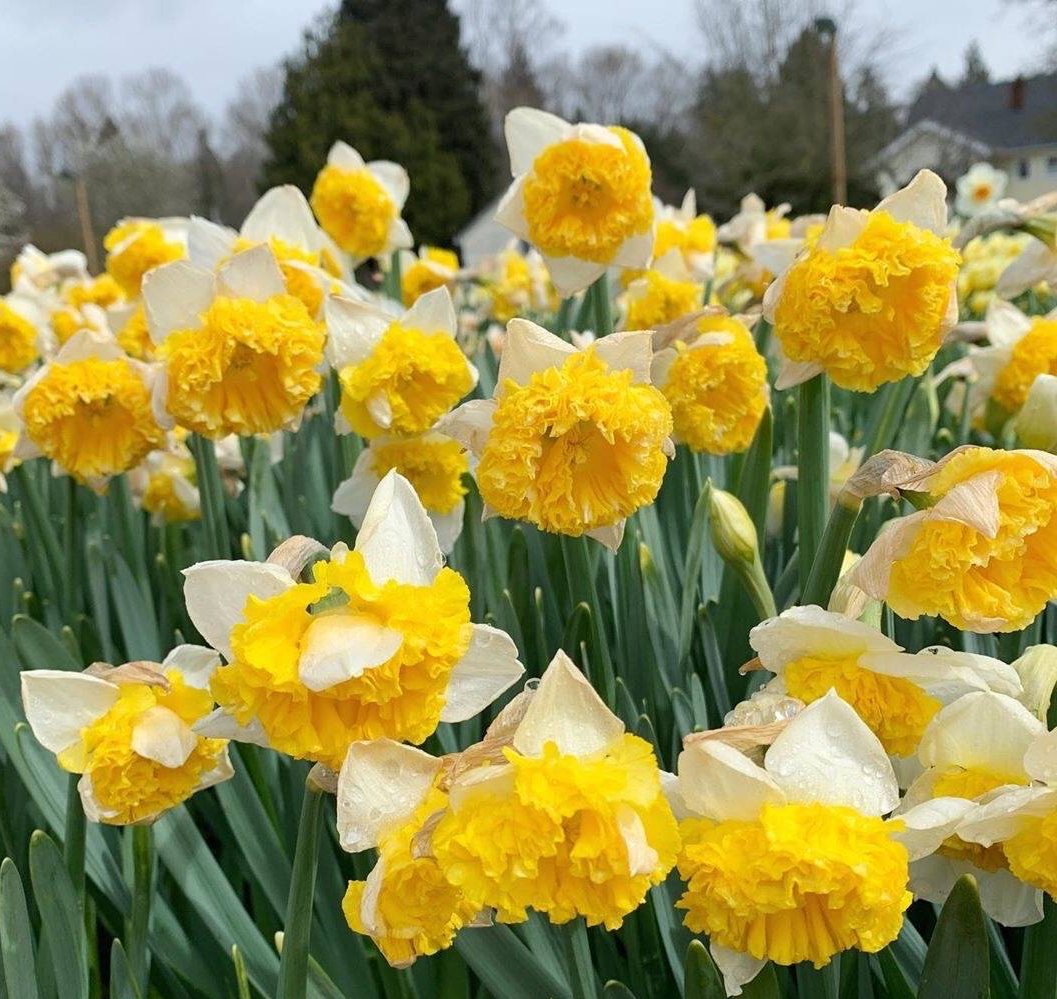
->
[107,553,161,661]
[28,830,89,999]
[1018,895,1056,999]
[603,984,638,999]
[11,615,80,670]
[0,857,40,999]
[740,963,779,999]
[919,874,989,999]
[678,479,713,665]
[109,940,144,999]
[685,940,724,999]
[649,873,694,997]
[454,924,572,999]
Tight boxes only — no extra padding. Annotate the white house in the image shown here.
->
[873,73,1057,201]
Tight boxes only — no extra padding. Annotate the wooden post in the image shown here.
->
[73,175,98,274]
[828,33,847,205]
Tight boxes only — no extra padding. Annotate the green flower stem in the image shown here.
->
[797,375,830,592]
[127,823,154,994]
[592,272,613,336]
[63,772,85,898]
[188,434,231,560]
[276,779,326,999]
[383,249,403,303]
[863,376,916,458]
[554,296,575,336]
[729,556,778,623]
[801,493,862,608]
[560,918,596,999]
[560,534,614,705]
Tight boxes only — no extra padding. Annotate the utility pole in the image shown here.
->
[73,175,98,274]
[815,17,847,205]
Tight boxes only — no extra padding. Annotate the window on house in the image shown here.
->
[1048,156,1057,174]
[1018,159,1031,178]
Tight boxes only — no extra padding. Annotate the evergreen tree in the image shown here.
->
[960,41,991,86]
[263,1,496,247]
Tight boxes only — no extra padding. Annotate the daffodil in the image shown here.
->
[495,107,654,296]
[651,308,767,455]
[849,446,1057,632]
[996,235,1057,299]
[21,647,232,825]
[1015,374,1057,451]
[675,690,957,993]
[128,441,200,524]
[104,217,188,298]
[332,431,468,552]
[717,193,792,256]
[184,471,523,769]
[142,244,325,438]
[185,187,351,318]
[969,298,1057,423]
[12,330,167,489]
[11,244,88,293]
[897,691,1046,926]
[326,286,476,440]
[400,246,459,306]
[748,605,1022,757]
[956,163,1008,218]
[0,292,45,374]
[431,650,679,929]
[439,319,673,550]
[621,251,703,330]
[110,303,155,360]
[763,170,960,392]
[957,231,1033,315]
[651,190,717,279]
[336,740,484,967]
[477,241,557,324]
[310,141,412,264]
[0,390,20,492]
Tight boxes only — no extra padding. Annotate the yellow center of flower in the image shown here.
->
[677,803,911,969]
[774,211,960,391]
[402,248,459,306]
[338,322,473,440]
[50,307,86,345]
[783,654,939,757]
[310,165,395,259]
[66,274,124,310]
[626,270,703,329]
[343,785,478,966]
[476,349,672,536]
[661,317,768,456]
[973,184,993,203]
[0,300,38,373]
[433,734,679,929]
[117,304,155,360]
[929,765,1026,871]
[210,552,471,769]
[161,294,324,438]
[521,128,653,264]
[766,213,792,240]
[887,447,1057,632]
[993,319,1057,413]
[1003,809,1057,897]
[370,436,468,514]
[142,463,199,523]
[105,221,185,298]
[22,357,166,485]
[57,671,224,826]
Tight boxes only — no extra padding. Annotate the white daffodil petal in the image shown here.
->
[711,944,768,999]
[592,330,654,384]
[765,690,899,816]
[162,644,222,689]
[440,624,525,723]
[927,470,1002,538]
[403,285,456,336]
[612,230,655,270]
[298,613,404,692]
[355,470,443,587]
[369,161,410,210]
[182,560,296,661]
[845,512,927,599]
[494,177,530,241]
[331,450,380,527]
[957,786,1057,846]
[1025,727,1057,784]
[893,797,976,861]
[512,649,624,758]
[586,520,626,552]
[328,141,364,171]
[142,260,215,344]
[187,216,237,271]
[918,691,1043,774]
[336,739,442,853]
[985,297,1033,347]
[817,205,869,252]
[242,185,320,250]
[875,169,948,235]
[192,708,270,748]
[615,804,659,877]
[434,400,497,457]
[430,502,465,555]
[677,740,786,822]
[749,605,901,672]
[544,255,607,298]
[21,671,119,755]
[131,706,197,768]
[505,107,569,176]
[324,296,392,370]
[497,318,577,389]
[216,244,286,302]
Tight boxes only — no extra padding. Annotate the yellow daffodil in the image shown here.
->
[1015,374,1057,451]
[849,446,1057,632]
[21,647,232,825]
[652,190,716,280]
[495,107,654,296]
[11,244,88,293]
[0,292,44,374]
[621,250,703,330]
[184,472,523,768]
[763,170,960,392]
[0,391,20,493]
[675,691,953,993]
[956,163,1008,218]
[310,141,413,264]
[652,309,767,455]
[400,246,459,307]
[957,231,1033,315]
[12,330,167,490]
[110,302,155,360]
[896,691,1046,926]
[717,193,792,256]
[748,605,1022,758]
[476,241,557,324]
[128,442,201,524]
[142,244,325,438]
[439,320,673,550]
[104,217,188,298]
[326,286,476,440]
[432,650,679,929]
[332,430,468,553]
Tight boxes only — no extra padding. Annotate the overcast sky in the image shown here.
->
[0,0,1051,133]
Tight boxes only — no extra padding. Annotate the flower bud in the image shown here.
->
[1024,214,1057,250]
[1014,374,1057,452]
[709,487,758,566]
[1012,644,1057,722]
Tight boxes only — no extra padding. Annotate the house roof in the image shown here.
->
[906,73,1057,151]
